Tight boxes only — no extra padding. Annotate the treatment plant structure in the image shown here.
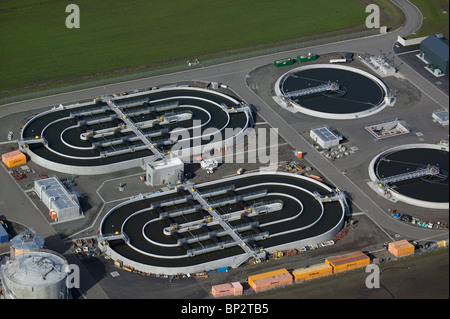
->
[274,63,396,119]
[98,171,347,275]
[0,0,449,298]
[18,85,253,175]
[10,82,347,276]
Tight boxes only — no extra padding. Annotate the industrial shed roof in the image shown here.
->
[310,126,342,142]
[35,177,79,211]
[421,34,449,62]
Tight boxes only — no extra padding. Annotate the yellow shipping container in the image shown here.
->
[293,263,332,282]
[248,268,289,286]
[248,268,292,290]
[437,240,446,248]
[325,251,370,273]
[2,150,26,168]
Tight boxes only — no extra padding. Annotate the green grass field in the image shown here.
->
[408,0,449,39]
[0,0,401,96]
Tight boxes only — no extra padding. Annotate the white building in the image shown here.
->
[146,157,184,186]
[310,126,342,149]
[34,177,81,222]
[432,109,449,126]
[369,55,397,75]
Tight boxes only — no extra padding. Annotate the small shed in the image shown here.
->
[146,157,184,186]
[310,126,342,149]
[432,109,449,126]
[34,177,81,222]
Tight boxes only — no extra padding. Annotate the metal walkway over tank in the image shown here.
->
[378,165,440,186]
[181,182,272,268]
[283,81,341,99]
[101,96,165,161]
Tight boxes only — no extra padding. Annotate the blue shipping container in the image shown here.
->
[0,226,9,243]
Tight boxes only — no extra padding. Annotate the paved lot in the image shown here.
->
[394,42,449,96]
[246,56,449,226]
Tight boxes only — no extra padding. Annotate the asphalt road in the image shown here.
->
[0,0,448,298]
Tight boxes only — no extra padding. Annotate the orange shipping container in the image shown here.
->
[325,251,370,273]
[293,263,333,283]
[211,282,243,298]
[248,268,292,293]
[388,240,414,257]
[231,282,243,295]
[2,150,26,168]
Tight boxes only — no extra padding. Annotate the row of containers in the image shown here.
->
[211,239,448,298]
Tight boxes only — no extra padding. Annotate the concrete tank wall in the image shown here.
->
[0,250,70,299]
[274,64,391,119]
[368,143,449,209]
[99,172,346,275]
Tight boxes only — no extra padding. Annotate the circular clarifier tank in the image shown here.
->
[369,144,449,209]
[274,64,392,119]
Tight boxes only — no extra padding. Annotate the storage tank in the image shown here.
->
[0,250,70,299]
[9,229,45,258]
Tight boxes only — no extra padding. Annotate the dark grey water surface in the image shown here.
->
[282,68,384,114]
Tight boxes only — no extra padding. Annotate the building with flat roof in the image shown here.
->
[420,34,449,75]
[146,157,184,186]
[310,126,342,149]
[34,177,81,222]
[432,109,449,126]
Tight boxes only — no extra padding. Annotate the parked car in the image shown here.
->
[7,131,13,140]
[400,214,412,222]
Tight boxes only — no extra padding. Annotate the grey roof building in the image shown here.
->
[34,177,81,222]
[420,34,449,75]
[310,126,342,149]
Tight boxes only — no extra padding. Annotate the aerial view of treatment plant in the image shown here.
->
[0,0,448,305]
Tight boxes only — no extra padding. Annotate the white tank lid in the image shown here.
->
[3,250,68,286]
